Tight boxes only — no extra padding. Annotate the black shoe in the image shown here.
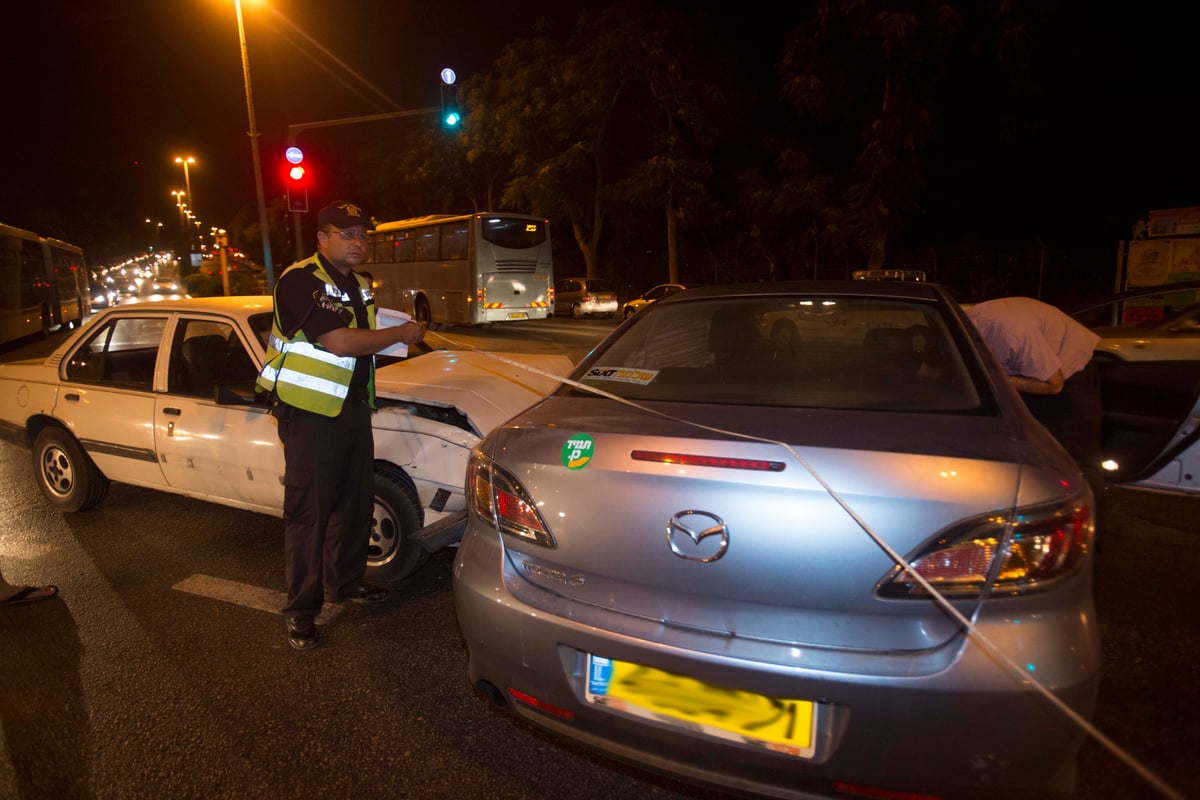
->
[339,584,389,604]
[286,616,319,650]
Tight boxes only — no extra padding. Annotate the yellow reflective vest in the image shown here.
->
[256,256,377,417]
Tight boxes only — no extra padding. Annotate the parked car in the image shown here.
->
[1087,302,1200,361]
[621,282,689,319]
[1069,282,1200,490]
[553,277,619,318]
[455,279,1103,798]
[0,296,571,583]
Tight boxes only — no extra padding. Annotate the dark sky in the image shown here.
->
[0,0,596,249]
[2,1,1197,262]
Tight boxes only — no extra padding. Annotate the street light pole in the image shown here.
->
[234,0,275,287]
[174,156,197,273]
[174,156,196,215]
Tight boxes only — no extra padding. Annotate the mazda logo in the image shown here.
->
[666,510,729,562]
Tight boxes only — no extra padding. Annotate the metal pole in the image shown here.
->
[294,213,304,263]
[235,0,275,288]
[181,161,193,213]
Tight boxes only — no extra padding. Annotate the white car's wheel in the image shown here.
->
[32,427,110,512]
[571,303,584,319]
[367,464,429,582]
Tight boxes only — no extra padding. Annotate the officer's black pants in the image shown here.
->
[277,400,374,618]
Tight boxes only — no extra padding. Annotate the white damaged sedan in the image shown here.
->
[0,296,570,582]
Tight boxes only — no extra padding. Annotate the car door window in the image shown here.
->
[65,316,167,390]
[168,319,258,399]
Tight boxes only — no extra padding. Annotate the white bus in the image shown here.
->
[0,223,89,348]
[366,212,553,328]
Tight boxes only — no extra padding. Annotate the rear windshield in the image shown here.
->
[481,216,546,249]
[574,296,983,411]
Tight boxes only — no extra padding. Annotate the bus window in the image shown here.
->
[415,227,439,261]
[482,216,545,249]
[394,235,414,263]
[442,222,468,260]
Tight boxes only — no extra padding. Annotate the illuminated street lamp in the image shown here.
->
[144,218,163,249]
[233,0,275,285]
[174,156,196,214]
[171,190,188,238]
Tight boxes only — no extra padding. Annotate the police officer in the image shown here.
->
[257,200,426,650]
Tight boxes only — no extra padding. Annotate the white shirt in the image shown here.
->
[965,297,1099,382]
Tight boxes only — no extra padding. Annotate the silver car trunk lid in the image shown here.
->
[485,397,1075,654]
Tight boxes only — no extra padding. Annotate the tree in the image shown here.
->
[777,0,964,270]
[616,4,730,285]
[485,4,647,278]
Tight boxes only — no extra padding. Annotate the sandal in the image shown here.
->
[0,585,58,606]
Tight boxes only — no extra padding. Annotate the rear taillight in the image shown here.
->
[878,497,1093,598]
[467,450,556,548]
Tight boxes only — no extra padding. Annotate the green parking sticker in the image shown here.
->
[562,434,594,470]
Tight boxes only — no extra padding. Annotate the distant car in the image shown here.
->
[455,280,1103,798]
[621,282,688,319]
[1090,302,1200,361]
[90,287,119,309]
[0,296,572,583]
[553,277,618,318]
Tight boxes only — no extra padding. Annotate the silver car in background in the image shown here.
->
[553,277,619,319]
[454,280,1099,799]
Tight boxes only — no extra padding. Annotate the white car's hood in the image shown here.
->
[375,350,572,434]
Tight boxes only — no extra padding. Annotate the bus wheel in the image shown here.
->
[367,464,429,583]
[32,427,111,512]
[414,298,437,330]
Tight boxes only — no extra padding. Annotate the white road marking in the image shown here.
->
[172,574,344,622]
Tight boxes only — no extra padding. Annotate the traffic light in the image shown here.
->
[440,67,461,129]
[285,146,309,213]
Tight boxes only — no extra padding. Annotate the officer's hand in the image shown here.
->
[397,320,426,345]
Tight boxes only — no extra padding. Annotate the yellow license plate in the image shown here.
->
[508,311,528,319]
[585,654,816,758]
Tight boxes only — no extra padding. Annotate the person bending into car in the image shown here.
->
[966,297,1104,509]
[256,200,426,651]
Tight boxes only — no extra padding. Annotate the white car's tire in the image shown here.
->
[367,464,429,582]
[32,427,110,512]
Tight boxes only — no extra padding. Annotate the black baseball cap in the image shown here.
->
[317,200,374,230]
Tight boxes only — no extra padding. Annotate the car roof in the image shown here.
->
[653,279,951,305]
[97,295,274,315]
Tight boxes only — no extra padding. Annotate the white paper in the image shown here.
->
[376,307,413,358]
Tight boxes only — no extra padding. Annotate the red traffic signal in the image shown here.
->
[285,147,308,213]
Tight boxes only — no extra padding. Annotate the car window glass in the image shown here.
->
[65,316,167,390]
[248,312,274,350]
[168,319,258,399]
[578,297,981,412]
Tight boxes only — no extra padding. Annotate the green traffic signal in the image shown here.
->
[440,67,460,130]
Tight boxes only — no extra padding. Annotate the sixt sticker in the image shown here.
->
[583,366,659,385]
[562,434,595,470]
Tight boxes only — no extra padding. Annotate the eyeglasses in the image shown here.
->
[327,229,368,241]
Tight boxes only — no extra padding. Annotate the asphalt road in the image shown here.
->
[0,319,1197,799]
